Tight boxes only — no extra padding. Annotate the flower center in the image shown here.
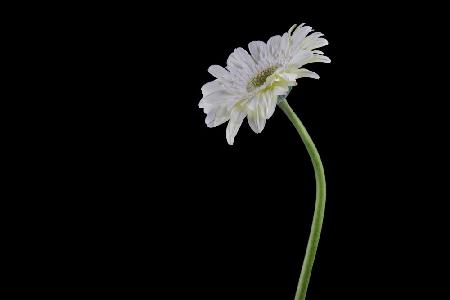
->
[247,66,278,91]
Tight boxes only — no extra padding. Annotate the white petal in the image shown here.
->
[205,111,216,126]
[306,54,331,64]
[217,106,233,126]
[199,90,235,111]
[290,50,313,66]
[226,108,246,145]
[256,100,267,131]
[248,41,266,62]
[246,96,257,111]
[208,65,231,80]
[226,57,250,82]
[206,106,231,128]
[247,110,258,133]
[291,25,313,49]
[280,32,290,58]
[279,72,298,81]
[227,48,254,78]
[288,24,299,35]
[265,92,278,119]
[248,40,270,65]
[247,97,266,134]
[294,68,320,79]
[258,94,267,120]
[261,92,274,118]
[300,35,328,50]
[272,85,289,96]
[308,32,324,38]
[201,80,222,96]
[234,47,256,71]
[267,35,281,59]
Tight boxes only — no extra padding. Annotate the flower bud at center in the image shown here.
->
[247,66,278,91]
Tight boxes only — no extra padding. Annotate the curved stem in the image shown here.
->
[278,99,326,300]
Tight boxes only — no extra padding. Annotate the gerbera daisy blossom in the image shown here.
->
[199,23,330,145]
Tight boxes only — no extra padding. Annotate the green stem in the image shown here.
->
[278,99,326,300]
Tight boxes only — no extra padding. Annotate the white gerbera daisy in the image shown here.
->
[199,23,330,145]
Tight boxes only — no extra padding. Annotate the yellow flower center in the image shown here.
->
[247,66,278,91]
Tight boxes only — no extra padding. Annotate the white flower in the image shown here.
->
[199,23,330,145]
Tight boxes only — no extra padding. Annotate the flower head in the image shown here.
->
[199,23,330,145]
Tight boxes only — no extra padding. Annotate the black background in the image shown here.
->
[41,2,448,299]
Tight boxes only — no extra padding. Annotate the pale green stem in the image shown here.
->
[278,99,326,300]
